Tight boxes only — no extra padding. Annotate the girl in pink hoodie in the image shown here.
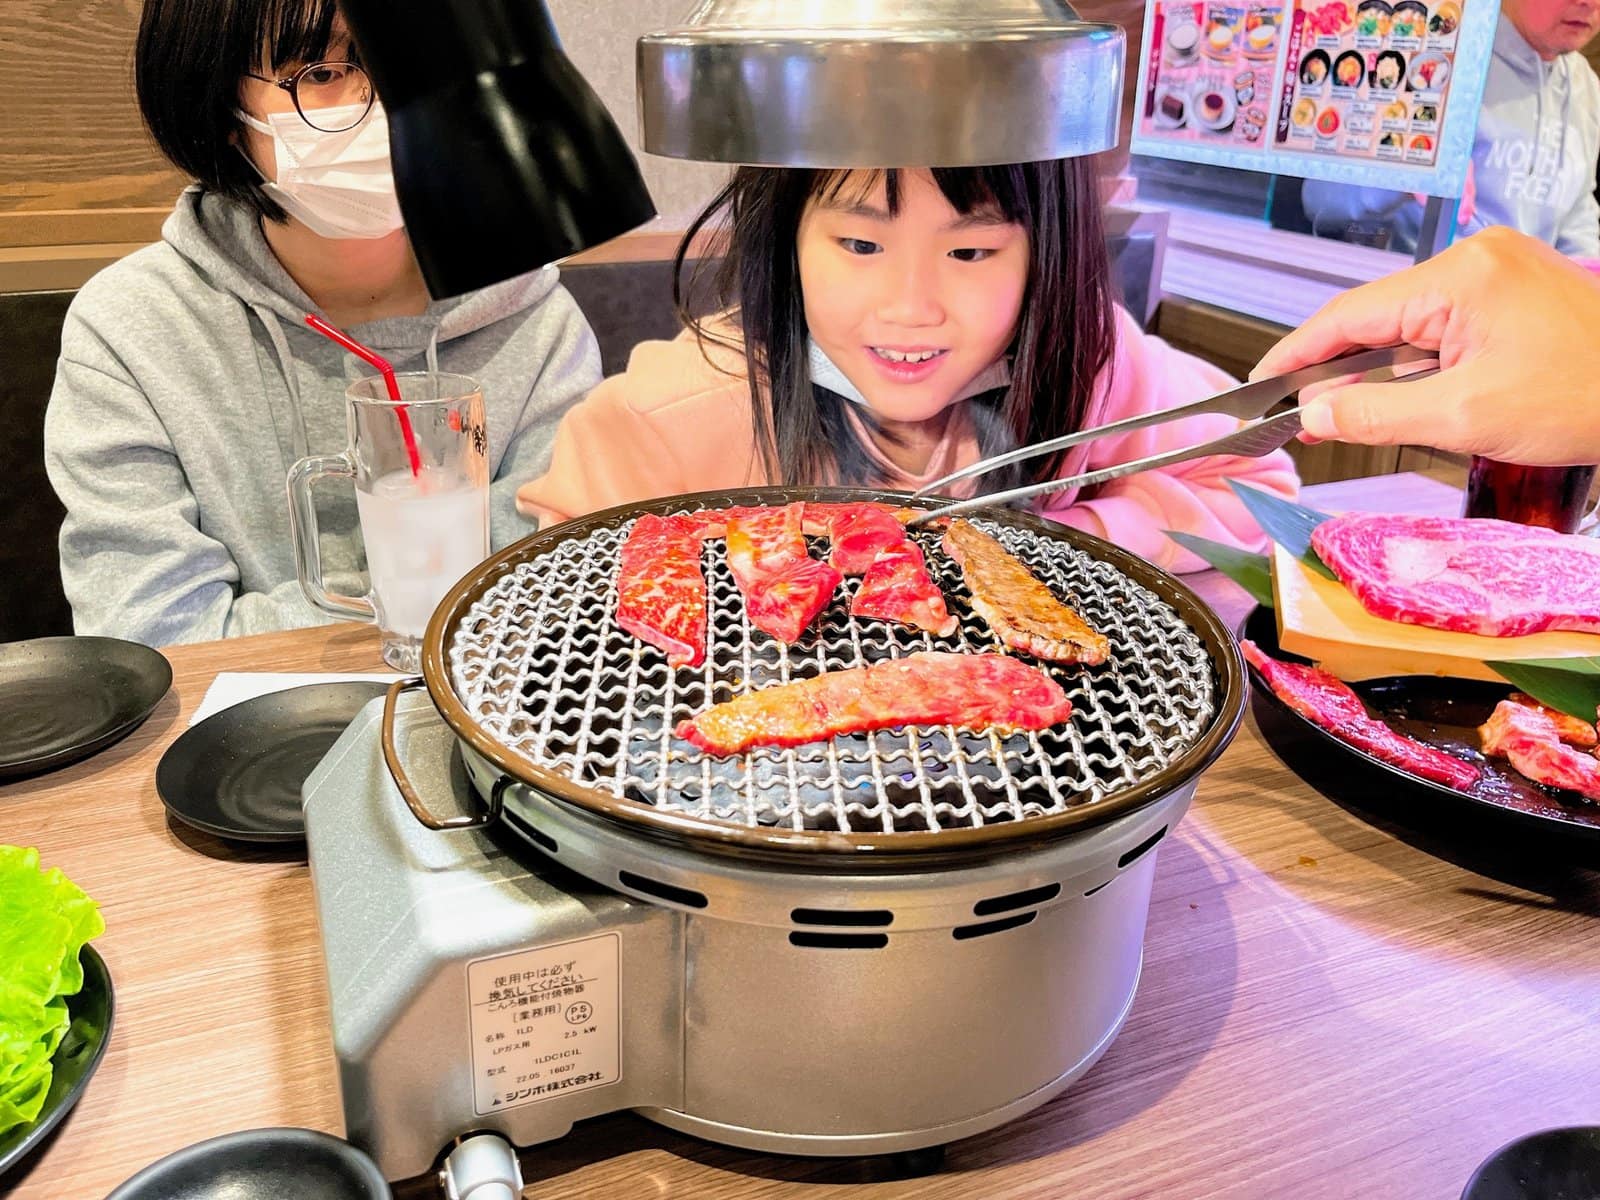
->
[518,161,1298,571]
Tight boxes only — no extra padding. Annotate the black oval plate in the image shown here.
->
[0,638,171,781]
[156,681,391,843]
[1461,1126,1600,1200]
[1241,606,1600,844]
[105,1127,391,1200]
[0,944,114,1178]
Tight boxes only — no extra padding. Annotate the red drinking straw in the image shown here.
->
[305,313,423,477]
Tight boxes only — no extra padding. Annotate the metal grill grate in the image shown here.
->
[446,514,1217,835]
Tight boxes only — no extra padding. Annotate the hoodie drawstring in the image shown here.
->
[1558,56,1571,187]
[1533,58,1544,176]
[247,301,313,465]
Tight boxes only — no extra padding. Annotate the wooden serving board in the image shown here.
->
[1271,544,1600,681]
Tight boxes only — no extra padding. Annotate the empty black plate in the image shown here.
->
[1461,1126,1600,1199]
[0,637,171,781]
[1241,605,1600,844]
[105,1127,391,1200]
[0,944,115,1178]
[156,681,391,842]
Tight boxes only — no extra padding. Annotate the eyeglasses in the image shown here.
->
[244,60,375,132]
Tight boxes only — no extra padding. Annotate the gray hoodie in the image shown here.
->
[44,186,601,647]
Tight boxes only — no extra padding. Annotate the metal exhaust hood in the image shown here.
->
[638,0,1126,167]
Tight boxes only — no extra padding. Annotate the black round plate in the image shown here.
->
[0,944,114,1178]
[105,1127,391,1200]
[0,638,171,781]
[1461,1126,1600,1199]
[156,682,391,843]
[1241,606,1600,844]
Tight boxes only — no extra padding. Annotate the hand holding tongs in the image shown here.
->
[907,344,1441,524]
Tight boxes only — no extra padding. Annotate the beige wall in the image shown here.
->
[550,0,732,230]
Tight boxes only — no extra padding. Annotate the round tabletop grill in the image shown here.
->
[402,487,1244,858]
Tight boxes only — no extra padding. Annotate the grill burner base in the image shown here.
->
[307,694,1193,1181]
[635,983,1138,1155]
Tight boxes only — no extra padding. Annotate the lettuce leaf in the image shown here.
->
[0,847,104,1135]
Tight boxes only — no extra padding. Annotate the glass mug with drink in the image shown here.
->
[288,372,490,671]
[1462,457,1598,535]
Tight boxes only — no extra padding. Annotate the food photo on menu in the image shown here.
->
[1142,0,1282,147]
[1141,0,1470,173]
[1275,0,1462,163]
[1371,48,1405,90]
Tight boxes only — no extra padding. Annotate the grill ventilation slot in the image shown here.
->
[973,882,1062,917]
[790,907,894,927]
[789,931,890,950]
[1117,825,1168,869]
[617,871,709,910]
[525,825,558,855]
[953,912,1037,940]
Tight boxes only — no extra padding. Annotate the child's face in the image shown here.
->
[796,170,1029,427]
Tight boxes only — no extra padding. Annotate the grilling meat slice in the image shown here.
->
[1241,640,1480,792]
[850,541,957,637]
[676,651,1074,756]
[942,521,1110,665]
[686,501,914,547]
[726,504,808,578]
[726,505,843,644]
[742,556,845,644]
[809,503,913,574]
[616,514,707,668]
[1479,697,1600,801]
[677,506,772,540]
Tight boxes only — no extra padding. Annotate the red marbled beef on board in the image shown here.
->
[1310,513,1600,638]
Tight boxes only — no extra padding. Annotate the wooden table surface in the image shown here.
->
[7,473,1598,1200]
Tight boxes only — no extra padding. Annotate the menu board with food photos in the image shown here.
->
[1130,0,1497,195]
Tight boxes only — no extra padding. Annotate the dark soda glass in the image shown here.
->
[1462,456,1597,533]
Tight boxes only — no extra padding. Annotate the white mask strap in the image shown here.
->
[807,338,1012,408]
[234,108,274,136]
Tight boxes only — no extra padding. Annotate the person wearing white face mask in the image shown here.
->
[233,86,406,241]
[42,0,603,647]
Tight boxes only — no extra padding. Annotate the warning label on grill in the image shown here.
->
[466,932,620,1115]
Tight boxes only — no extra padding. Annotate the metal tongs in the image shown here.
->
[908,344,1441,523]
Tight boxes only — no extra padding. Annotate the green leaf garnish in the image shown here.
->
[1226,480,1337,579]
[1487,658,1600,722]
[1165,531,1275,608]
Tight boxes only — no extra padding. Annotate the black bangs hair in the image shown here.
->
[135,0,355,221]
[673,162,1116,494]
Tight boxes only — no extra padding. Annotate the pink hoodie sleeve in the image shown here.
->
[1038,308,1300,573]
